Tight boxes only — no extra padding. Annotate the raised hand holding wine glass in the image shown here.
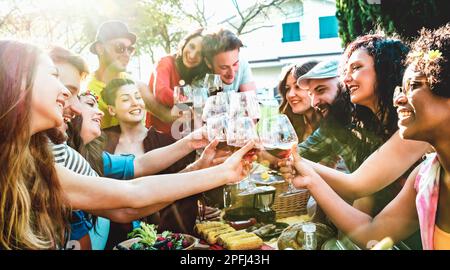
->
[258,114,304,197]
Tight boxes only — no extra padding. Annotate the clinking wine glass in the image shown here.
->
[229,91,261,119]
[174,85,194,108]
[201,93,230,122]
[258,114,302,197]
[204,73,223,96]
[206,114,229,151]
[226,116,259,196]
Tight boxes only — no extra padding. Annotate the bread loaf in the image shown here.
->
[223,235,263,250]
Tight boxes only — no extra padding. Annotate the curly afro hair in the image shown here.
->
[406,23,450,98]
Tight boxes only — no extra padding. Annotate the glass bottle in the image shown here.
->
[302,223,317,250]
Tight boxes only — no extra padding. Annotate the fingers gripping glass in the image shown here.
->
[226,117,259,196]
[258,114,303,197]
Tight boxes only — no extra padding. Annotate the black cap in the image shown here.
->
[89,21,137,55]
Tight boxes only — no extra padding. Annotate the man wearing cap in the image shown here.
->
[88,20,171,129]
[295,59,356,172]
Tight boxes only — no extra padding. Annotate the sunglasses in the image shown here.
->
[108,42,136,55]
[393,79,428,101]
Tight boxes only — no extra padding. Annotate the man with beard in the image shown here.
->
[295,60,356,172]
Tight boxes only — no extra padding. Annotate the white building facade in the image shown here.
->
[237,0,343,91]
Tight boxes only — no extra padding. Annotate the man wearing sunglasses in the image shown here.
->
[87,20,172,130]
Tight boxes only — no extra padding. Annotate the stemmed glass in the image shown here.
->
[173,85,193,109]
[226,116,259,196]
[229,92,261,119]
[203,74,223,96]
[206,114,229,151]
[202,93,230,122]
[258,114,303,197]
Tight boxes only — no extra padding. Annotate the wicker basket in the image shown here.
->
[266,181,310,219]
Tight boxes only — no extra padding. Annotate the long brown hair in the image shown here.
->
[278,61,321,141]
[66,114,106,177]
[0,40,69,249]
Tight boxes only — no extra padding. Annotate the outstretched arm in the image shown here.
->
[133,127,208,177]
[57,141,255,211]
[291,146,420,248]
[282,131,430,201]
[89,202,170,223]
[137,81,176,123]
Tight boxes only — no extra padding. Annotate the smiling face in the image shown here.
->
[209,48,240,85]
[182,36,203,69]
[343,48,378,112]
[307,77,340,118]
[285,74,312,114]
[109,84,146,124]
[54,61,82,132]
[98,38,134,72]
[394,64,449,142]
[30,54,71,134]
[79,95,104,144]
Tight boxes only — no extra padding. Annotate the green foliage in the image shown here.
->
[127,222,158,246]
[336,0,450,47]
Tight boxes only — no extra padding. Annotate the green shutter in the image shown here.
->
[282,22,300,42]
[319,16,338,39]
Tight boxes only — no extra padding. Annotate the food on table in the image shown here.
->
[199,206,222,221]
[228,218,257,230]
[195,221,263,250]
[260,171,270,180]
[246,222,289,240]
[223,235,263,250]
[277,222,336,250]
[118,222,194,250]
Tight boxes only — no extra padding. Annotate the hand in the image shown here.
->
[189,139,232,170]
[257,147,281,169]
[184,126,209,150]
[289,145,321,189]
[221,140,255,184]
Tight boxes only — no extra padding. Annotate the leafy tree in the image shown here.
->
[336,0,450,46]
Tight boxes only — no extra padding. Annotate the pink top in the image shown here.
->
[414,153,441,250]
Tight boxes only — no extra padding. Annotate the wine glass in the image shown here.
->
[201,93,230,122]
[174,85,193,109]
[258,114,302,197]
[206,114,229,151]
[204,73,223,96]
[229,91,261,119]
[226,116,259,196]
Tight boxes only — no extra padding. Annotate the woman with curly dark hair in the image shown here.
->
[289,24,450,249]
[277,61,320,141]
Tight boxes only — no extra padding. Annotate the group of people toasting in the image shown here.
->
[1,17,450,250]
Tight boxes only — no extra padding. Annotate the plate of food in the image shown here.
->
[246,222,289,241]
[114,222,198,250]
[250,170,285,185]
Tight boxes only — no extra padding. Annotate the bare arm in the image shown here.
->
[137,81,176,123]
[133,128,207,177]
[57,141,254,211]
[239,82,257,92]
[292,150,420,248]
[89,202,170,223]
[306,131,430,200]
